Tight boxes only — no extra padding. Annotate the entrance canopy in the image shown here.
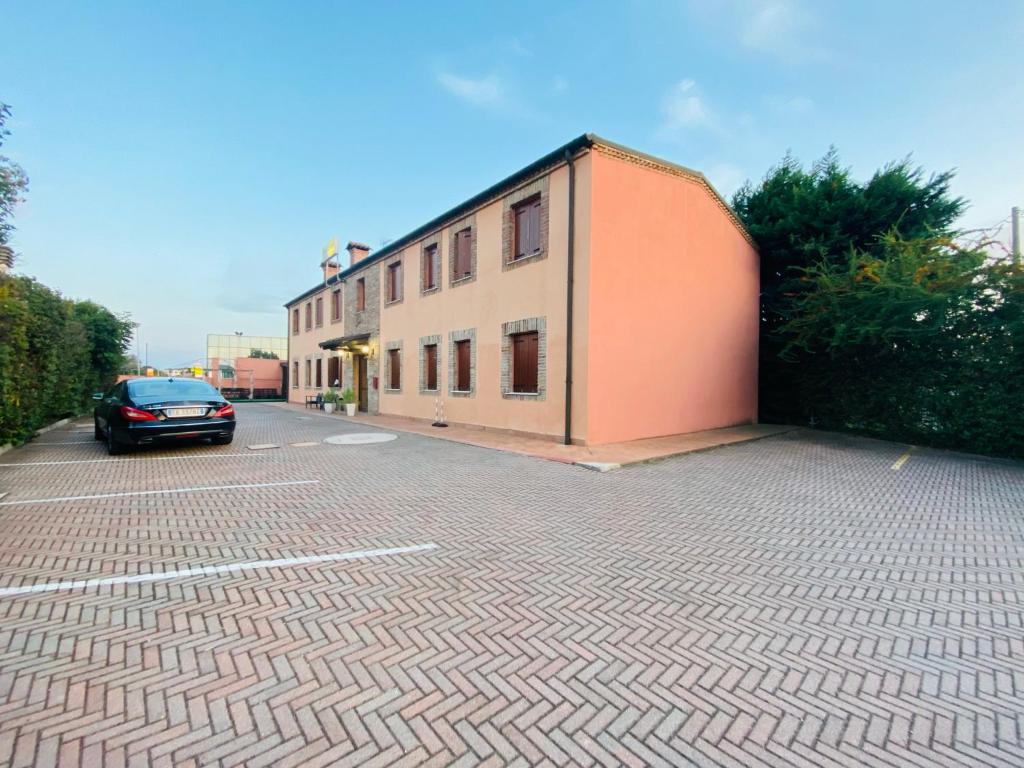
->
[319,333,370,353]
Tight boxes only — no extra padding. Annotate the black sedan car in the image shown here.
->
[93,378,236,454]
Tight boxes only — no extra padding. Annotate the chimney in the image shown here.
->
[321,256,340,282]
[346,241,371,267]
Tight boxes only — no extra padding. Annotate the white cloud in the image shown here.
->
[689,0,825,62]
[436,71,505,108]
[766,95,815,115]
[659,79,715,135]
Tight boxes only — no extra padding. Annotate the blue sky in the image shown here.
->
[2,0,1022,367]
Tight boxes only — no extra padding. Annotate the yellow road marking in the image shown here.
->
[891,449,913,471]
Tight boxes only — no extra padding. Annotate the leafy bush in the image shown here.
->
[735,150,1024,458]
[0,275,133,444]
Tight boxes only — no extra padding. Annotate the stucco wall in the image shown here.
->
[586,150,759,444]
[285,285,343,404]
[375,156,592,442]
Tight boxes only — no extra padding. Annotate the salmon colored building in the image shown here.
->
[284,134,758,446]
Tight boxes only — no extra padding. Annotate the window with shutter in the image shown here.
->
[424,344,438,391]
[455,340,471,392]
[356,278,366,311]
[388,349,401,390]
[454,229,472,278]
[315,297,323,327]
[304,303,312,330]
[513,196,542,259]
[423,245,437,290]
[315,358,322,388]
[305,360,311,386]
[388,262,402,302]
[292,361,298,387]
[292,308,299,334]
[511,331,539,393]
[331,289,341,321]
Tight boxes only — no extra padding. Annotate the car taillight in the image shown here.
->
[212,404,234,418]
[121,406,158,422]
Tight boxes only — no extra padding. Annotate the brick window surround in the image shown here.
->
[420,236,442,295]
[419,335,441,394]
[330,289,341,322]
[449,214,477,287]
[501,316,547,400]
[502,175,549,271]
[384,340,402,392]
[384,256,404,306]
[448,328,476,398]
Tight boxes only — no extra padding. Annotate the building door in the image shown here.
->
[354,354,368,412]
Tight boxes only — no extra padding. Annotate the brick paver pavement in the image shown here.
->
[0,403,1022,767]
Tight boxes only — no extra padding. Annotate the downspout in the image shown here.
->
[563,148,576,445]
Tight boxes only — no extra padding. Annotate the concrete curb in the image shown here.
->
[0,415,77,458]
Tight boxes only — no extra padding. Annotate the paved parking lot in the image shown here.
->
[0,403,1022,767]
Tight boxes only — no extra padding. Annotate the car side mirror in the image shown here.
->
[92,392,104,401]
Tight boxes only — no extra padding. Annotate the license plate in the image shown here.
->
[166,407,207,418]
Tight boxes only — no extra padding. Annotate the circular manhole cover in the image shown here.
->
[323,433,398,445]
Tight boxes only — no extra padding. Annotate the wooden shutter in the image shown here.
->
[423,246,436,289]
[389,349,401,389]
[455,229,471,277]
[331,290,340,320]
[514,197,541,258]
[456,340,471,391]
[315,297,323,326]
[292,309,299,333]
[512,332,539,393]
[389,263,402,301]
[305,303,312,329]
[425,345,437,390]
[357,278,365,310]
[514,204,528,258]
[527,199,540,254]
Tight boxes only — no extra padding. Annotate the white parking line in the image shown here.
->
[0,479,318,506]
[0,542,439,597]
[0,453,270,468]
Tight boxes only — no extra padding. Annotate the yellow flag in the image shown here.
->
[325,237,339,259]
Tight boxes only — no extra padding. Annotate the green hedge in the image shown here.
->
[0,274,132,444]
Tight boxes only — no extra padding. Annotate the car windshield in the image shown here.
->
[127,379,218,399]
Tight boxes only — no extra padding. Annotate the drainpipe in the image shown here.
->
[563,148,576,445]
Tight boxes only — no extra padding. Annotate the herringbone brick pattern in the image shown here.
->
[0,403,1022,766]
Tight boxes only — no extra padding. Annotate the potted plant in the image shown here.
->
[322,389,338,414]
[341,387,356,416]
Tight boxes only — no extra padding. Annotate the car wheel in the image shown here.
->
[106,426,125,456]
[211,435,233,446]
[94,418,104,440]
